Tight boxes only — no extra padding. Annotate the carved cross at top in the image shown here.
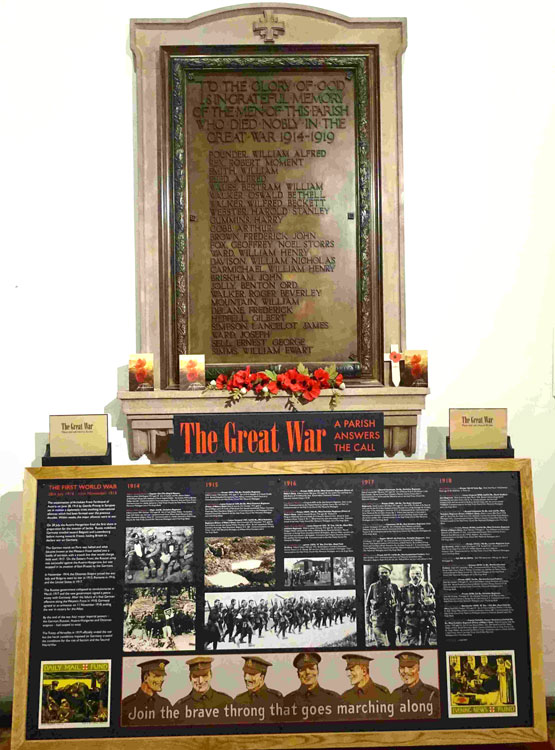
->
[253,10,285,44]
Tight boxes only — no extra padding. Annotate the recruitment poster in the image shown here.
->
[14,461,544,747]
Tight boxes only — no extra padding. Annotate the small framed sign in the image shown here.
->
[49,414,109,458]
[449,409,508,451]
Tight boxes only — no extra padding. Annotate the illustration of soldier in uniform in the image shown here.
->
[121,658,172,725]
[234,656,283,708]
[340,654,391,704]
[284,652,340,709]
[391,652,440,718]
[173,656,233,720]
[396,564,436,646]
[366,564,400,647]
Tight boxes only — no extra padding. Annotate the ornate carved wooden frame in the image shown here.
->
[163,46,382,385]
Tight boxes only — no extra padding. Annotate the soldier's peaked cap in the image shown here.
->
[395,652,423,666]
[186,656,214,675]
[293,652,321,669]
[378,564,393,572]
[342,654,373,669]
[242,656,272,674]
[138,659,169,675]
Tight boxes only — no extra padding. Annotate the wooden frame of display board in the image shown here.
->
[12,459,546,748]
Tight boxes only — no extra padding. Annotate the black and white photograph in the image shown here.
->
[364,563,437,648]
[284,557,331,587]
[123,586,196,652]
[204,589,356,651]
[125,526,194,584]
[204,536,275,589]
[333,556,356,587]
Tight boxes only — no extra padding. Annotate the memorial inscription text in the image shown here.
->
[183,67,359,364]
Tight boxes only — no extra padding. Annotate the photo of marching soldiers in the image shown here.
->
[125,526,194,584]
[284,557,331,587]
[204,589,357,651]
[39,660,110,728]
[121,650,440,727]
[364,563,437,648]
[124,586,195,652]
[333,556,356,587]
[447,651,517,717]
[205,536,275,589]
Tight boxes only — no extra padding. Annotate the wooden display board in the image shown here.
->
[12,459,546,748]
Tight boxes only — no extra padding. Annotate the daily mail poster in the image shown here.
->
[26,469,531,740]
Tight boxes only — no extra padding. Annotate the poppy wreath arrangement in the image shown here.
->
[205,363,346,410]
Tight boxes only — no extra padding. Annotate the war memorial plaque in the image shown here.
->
[169,49,381,377]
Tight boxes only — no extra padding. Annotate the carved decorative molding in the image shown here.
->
[119,387,428,462]
[253,10,285,43]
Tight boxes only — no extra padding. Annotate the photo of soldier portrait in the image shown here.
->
[234,656,283,710]
[121,659,173,726]
[39,661,110,728]
[173,657,233,722]
[283,652,341,713]
[339,654,392,710]
[364,564,400,647]
[333,556,356,587]
[284,557,331,588]
[365,563,437,648]
[204,589,357,650]
[391,651,440,718]
[123,586,195,652]
[205,536,275,589]
[447,651,517,717]
[125,526,194,584]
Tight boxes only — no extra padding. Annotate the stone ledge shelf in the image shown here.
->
[117,387,429,462]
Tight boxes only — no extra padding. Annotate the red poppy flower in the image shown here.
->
[282,369,307,393]
[266,380,279,394]
[411,354,422,365]
[411,364,423,379]
[187,370,198,382]
[135,368,146,383]
[313,368,330,387]
[186,359,197,370]
[231,367,253,390]
[301,378,321,401]
[334,373,344,387]
[136,358,146,368]
[215,374,228,390]
[389,351,402,363]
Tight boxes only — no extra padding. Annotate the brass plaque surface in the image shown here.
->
[182,64,360,365]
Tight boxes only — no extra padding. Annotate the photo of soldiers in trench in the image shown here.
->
[123,586,195,652]
[284,557,331,587]
[204,536,275,589]
[125,526,193,584]
[364,563,437,649]
[204,589,357,651]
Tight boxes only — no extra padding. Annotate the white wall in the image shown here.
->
[1,0,554,706]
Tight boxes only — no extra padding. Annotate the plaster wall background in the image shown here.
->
[1,0,554,709]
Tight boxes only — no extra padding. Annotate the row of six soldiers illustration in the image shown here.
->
[122,651,440,725]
